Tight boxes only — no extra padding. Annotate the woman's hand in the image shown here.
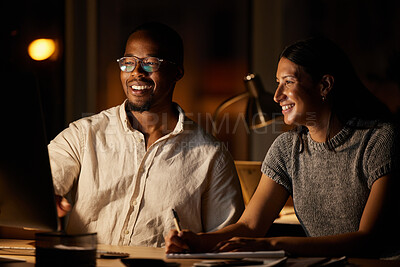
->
[214,237,273,252]
[165,229,204,253]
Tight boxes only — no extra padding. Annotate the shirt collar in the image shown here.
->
[171,103,185,135]
[120,100,131,132]
[119,99,186,135]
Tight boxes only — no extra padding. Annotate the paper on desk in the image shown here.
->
[166,250,286,259]
[193,257,287,267]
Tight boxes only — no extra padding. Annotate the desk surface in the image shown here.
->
[0,239,198,267]
[1,239,399,267]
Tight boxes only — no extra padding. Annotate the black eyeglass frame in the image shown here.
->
[116,56,176,73]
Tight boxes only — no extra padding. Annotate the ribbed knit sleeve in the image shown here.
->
[261,132,296,195]
[363,123,399,188]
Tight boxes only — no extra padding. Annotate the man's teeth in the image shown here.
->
[131,85,151,90]
[282,104,295,111]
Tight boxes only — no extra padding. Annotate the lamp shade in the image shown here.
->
[244,73,281,129]
[212,73,282,135]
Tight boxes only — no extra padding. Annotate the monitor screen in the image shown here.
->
[0,66,58,231]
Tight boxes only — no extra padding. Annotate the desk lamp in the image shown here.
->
[212,73,281,136]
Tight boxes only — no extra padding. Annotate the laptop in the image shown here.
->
[0,66,58,264]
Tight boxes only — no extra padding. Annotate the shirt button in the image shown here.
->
[138,139,143,143]
[125,230,130,235]
[138,167,144,173]
[131,200,137,206]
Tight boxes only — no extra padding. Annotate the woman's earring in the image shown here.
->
[322,95,326,102]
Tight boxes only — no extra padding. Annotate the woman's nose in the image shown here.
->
[273,84,284,103]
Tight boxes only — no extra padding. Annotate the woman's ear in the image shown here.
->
[320,74,334,98]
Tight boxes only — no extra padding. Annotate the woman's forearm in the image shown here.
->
[198,222,261,251]
[269,231,377,257]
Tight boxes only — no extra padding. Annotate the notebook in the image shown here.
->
[166,250,286,259]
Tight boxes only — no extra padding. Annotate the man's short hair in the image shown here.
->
[129,22,184,68]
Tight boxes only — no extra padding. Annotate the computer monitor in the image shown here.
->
[0,66,58,232]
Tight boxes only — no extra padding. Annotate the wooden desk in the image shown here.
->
[1,239,399,267]
[0,239,198,267]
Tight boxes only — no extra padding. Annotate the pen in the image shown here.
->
[172,208,182,232]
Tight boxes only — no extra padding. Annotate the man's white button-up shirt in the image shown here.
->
[48,101,244,247]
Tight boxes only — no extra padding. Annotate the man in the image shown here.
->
[49,22,244,247]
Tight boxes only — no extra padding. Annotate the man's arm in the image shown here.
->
[200,149,244,233]
[48,122,83,221]
[48,122,82,196]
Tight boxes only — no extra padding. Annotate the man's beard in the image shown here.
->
[126,97,153,113]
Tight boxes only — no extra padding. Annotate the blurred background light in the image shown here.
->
[28,38,56,61]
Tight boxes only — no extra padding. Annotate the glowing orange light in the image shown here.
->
[28,39,56,61]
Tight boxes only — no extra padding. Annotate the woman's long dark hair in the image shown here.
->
[280,37,392,151]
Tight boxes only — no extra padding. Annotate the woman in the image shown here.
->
[165,37,399,258]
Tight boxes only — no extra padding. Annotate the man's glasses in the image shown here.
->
[117,56,174,73]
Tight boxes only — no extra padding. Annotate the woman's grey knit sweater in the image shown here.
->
[262,120,398,238]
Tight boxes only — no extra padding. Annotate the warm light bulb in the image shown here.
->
[28,39,56,61]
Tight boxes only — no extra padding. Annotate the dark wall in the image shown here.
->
[2,1,65,141]
[3,0,398,158]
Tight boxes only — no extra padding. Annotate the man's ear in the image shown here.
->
[175,67,184,81]
[320,74,334,98]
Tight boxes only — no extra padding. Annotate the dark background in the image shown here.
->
[2,0,399,160]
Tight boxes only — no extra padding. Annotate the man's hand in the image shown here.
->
[55,195,72,218]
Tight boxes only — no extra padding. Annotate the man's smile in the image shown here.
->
[131,84,152,90]
[127,80,154,96]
